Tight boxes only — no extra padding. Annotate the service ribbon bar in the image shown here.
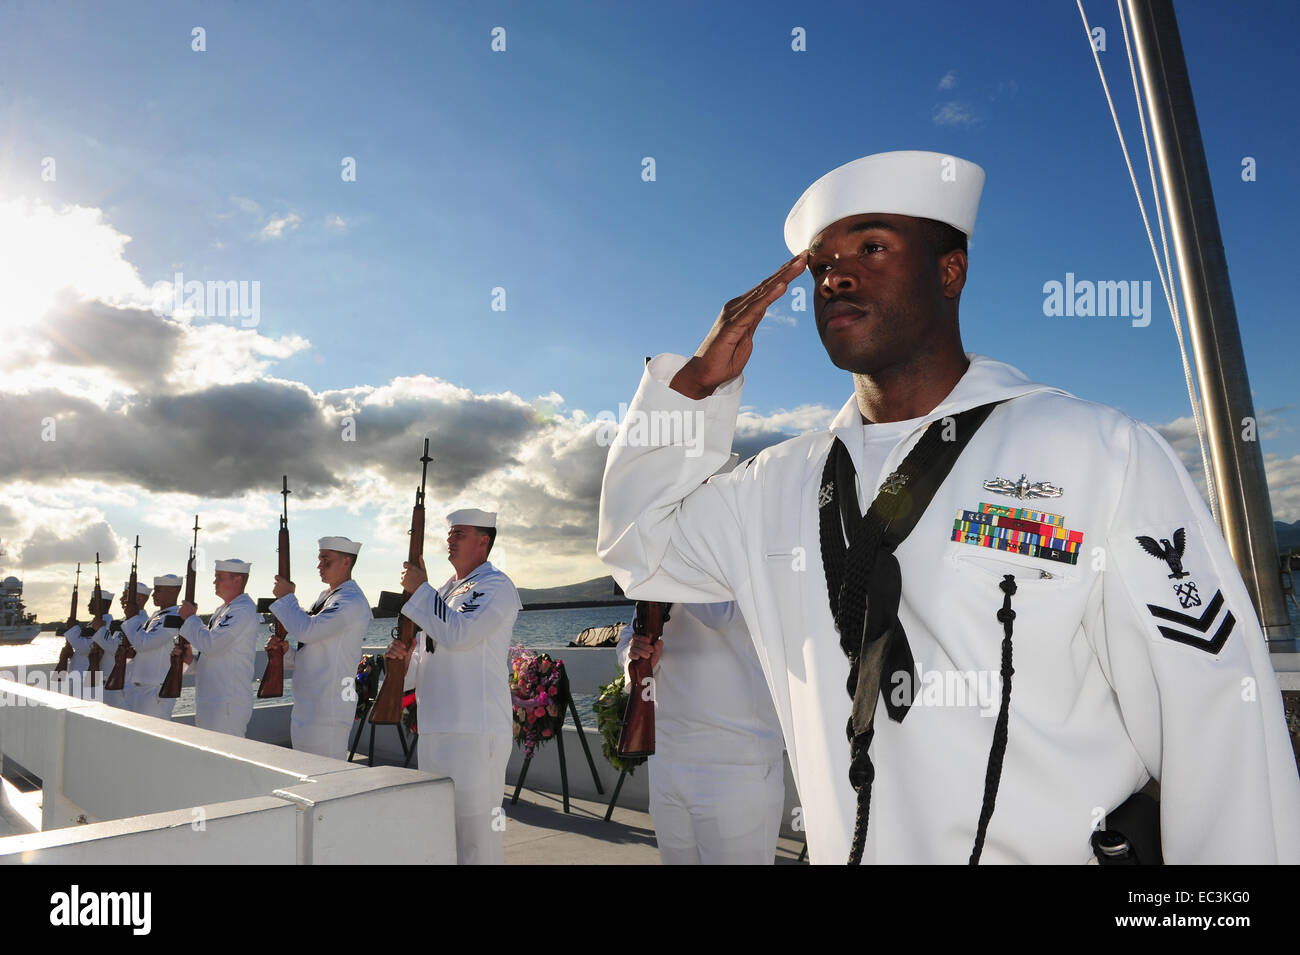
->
[980,502,1067,527]
[953,503,1084,565]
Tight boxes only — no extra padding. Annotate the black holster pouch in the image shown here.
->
[1091,792,1163,865]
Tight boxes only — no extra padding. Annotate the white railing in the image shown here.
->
[0,678,456,864]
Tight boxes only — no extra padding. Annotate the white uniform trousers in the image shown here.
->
[100,687,128,710]
[291,717,351,760]
[196,699,253,738]
[648,757,786,865]
[418,732,511,865]
[126,682,176,721]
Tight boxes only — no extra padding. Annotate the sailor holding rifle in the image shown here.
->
[598,150,1300,864]
[178,559,258,737]
[388,508,521,865]
[121,574,185,721]
[93,580,151,709]
[617,599,786,864]
[270,536,371,759]
[63,587,116,700]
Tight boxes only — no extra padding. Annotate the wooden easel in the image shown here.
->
[510,663,604,813]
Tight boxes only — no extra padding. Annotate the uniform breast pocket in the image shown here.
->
[951,550,1074,587]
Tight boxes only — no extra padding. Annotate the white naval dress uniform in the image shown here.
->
[615,602,786,864]
[91,610,147,710]
[63,618,107,700]
[179,593,258,737]
[598,352,1300,864]
[401,560,520,865]
[270,579,371,760]
[122,606,181,720]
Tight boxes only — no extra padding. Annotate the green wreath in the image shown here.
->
[594,671,648,775]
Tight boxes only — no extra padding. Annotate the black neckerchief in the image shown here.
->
[818,400,1005,864]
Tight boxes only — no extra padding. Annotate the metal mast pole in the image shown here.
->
[1125,0,1292,643]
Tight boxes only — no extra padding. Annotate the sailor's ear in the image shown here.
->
[940,248,967,300]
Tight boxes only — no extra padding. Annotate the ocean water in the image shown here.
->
[1,605,633,722]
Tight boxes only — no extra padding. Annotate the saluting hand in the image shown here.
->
[272,575,294,599]
[401,557,428,594]
[178,601,198,620]
[670,251,808,399]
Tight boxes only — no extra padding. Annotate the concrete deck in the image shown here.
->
[501,786,807,865]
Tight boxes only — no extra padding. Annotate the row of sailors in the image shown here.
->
[55,512,778,866]
[57,534,372,758]
[55,512,536,865]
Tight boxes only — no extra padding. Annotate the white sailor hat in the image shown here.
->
[446,508,496,528]
[318,536,362,555]
[123,580,152,596]
[215,558,251,574]
[153,574,183,588]
[95,589,115,602]
[784,150,985,254]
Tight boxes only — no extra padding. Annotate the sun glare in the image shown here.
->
[0,197,153,334]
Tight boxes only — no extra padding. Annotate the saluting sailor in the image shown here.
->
[121,574,184,721]
[178,559,258,737]
[62,587,115,700]
[92,580,151,709]
[388,508,521,865]
[270,536,371,760]
[599,150,1300,863]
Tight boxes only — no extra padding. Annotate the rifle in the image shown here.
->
[54,562,81,673]
[257,477,291,698]
[105,536,141,691]
[87,553,105,687]
[616,601,669,758]
[371,440,432,725]
[159,516,199,699]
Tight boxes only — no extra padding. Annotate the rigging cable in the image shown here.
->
[1076,0,1219,524]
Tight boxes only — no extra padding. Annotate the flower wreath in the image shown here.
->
[509,645,565,759]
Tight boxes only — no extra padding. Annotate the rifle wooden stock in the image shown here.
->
[55,565,80,674]
[258,480,291,699]
[86,556,104,688]
[370,441,432,725]
[160,521,199,700]
[106,538,141,692]
[616,601,665,758]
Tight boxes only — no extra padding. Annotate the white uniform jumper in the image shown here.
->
[91,610,147,710]
[63,619,105,700]
[401,560,520,865]
[122,606,181,720]
[616,601,786,864]
[271,579,371,760]
[179,593,258,737]
[599,353,1300,864]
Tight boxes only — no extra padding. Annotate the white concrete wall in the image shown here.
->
[0,678,455,864]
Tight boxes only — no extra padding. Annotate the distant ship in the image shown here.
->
[0,574,39,645]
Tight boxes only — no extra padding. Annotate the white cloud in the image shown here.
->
[260,211,302,240]
[325,215,347,232]
[762,308,798,328]
[933,102,980,127]
[938,70,958,90]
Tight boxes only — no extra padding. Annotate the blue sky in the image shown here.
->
[1,0,1297,617]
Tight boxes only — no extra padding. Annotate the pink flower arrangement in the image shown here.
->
[509,645,566,758]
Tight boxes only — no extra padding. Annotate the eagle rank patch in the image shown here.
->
[1133,526,1235,655]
